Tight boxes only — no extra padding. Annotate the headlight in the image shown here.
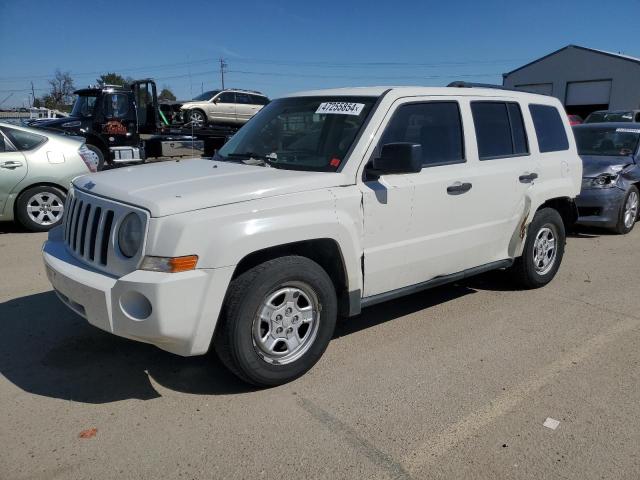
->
[118,213,143,258]
[585,173,619,189]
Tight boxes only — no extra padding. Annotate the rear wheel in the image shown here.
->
[215,256,337,387]
[510,208,565,288]
[613,186,639,234]
[15,185,66,232]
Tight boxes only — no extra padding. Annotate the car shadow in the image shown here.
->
[0,221,29,234]
[2,285,478,404]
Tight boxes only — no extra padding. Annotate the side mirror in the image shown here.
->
[212,97,220,104]
[372,143,423,174]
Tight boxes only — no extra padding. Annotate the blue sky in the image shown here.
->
[1,0,639,107]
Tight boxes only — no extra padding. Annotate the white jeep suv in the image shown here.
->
[43,86,582,386]
[180,89,269,128]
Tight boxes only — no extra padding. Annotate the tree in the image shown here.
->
[158,86,176,101]
[97,72,127,86]
[44,70,75,110]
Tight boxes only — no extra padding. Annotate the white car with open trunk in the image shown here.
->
[43,85,582,386]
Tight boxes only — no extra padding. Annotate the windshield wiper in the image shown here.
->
[226,152,275,167]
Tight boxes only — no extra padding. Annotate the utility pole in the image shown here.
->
[219,58,227,90]
[31,81,36,107]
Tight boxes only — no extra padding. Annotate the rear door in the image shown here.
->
[235,92,259,123]
[465,98,536,262]
[0,128,28,215]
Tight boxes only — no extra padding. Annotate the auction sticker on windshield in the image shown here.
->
[616,128,640,133]
[316,102,365,115]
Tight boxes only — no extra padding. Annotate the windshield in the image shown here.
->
[574,127,640,156]
[585,111,634,123]
[71,94,97,118]
[192,90,220,101]
[217,96,377,171]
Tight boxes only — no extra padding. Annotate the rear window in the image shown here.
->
[529,104,569,153]
[471,101,529,159]
[1,127,46,151]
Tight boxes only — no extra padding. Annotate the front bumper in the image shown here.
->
[575,186,625,228]
[42,227,234,356]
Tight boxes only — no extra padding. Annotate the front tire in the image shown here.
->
[215,256,337,387]
[15,185,66,232]
[86,144,107,171]
[613,186,639,234]
[510,208,565,289]
[186,109,207,129]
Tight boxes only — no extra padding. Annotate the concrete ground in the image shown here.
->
[1,221,639,480]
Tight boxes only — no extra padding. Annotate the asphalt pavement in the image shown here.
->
[1,221,639,479]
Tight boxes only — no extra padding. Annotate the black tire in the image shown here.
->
[15,185,67,232]
[510,208,565,289]
[87,144,107,171]
[613,185,639,235]
[186,109,208,129]
[214,256,338,387]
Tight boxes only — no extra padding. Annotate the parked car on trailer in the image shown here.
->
[180,89,269,128]
[42,84,581,386]
[573,123,640,233]
[584,110,640,124]
[0,122,98,231]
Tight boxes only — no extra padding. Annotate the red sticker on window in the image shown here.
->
[330,157,341,168]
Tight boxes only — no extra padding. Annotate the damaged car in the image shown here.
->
[574,123,640,233]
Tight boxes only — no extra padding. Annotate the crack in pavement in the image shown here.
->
[298,396,414,480]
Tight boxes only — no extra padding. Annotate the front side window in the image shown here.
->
[70,94,97,118]
[1,127,46,151]
[471,101,529,160]
[104,93,130,119]
[217,96,377,171]
[529,104,569,153]
[217,92,235,103]
[380,102,464,167]
[573,127,640,156]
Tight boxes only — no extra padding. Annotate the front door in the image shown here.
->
[0,128,27,216]
[209,92,237,124]
[361,99,477,297]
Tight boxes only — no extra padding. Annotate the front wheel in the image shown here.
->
[510,208,565,289]
[186,109,207,129]
[613,186,639,234]
[214,256,337,387]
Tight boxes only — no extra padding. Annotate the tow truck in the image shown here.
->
[30,79,238,170]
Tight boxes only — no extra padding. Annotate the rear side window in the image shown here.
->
[471,101,529,160]
[381,101,464,167]
[250,94,269,105]
[1,127,46,151]
[235,93,252,104]
[529,104,569,152]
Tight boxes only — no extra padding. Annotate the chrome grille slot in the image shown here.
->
[62,188,148,276]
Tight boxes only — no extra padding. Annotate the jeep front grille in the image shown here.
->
[62,188,148,276]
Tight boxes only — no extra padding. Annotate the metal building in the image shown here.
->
[503,45,640,119]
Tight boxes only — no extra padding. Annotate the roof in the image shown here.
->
[503,45,640,78]
[286,85,555,100]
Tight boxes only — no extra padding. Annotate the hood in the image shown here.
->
[29,116,81,133]
[580,155,634,177]
[179,101,206,110]
[73,159,348,217]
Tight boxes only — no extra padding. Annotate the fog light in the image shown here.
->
[119,291,152,321]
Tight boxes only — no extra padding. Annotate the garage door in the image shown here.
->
[514,83,553,95]
[566,80,612,106]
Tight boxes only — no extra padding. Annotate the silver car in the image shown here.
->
[0,122,98,231]
[180,89,269,128]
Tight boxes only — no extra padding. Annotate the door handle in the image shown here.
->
[0,160,23,169]
[519,172,538,183]
[447,182,472,195]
